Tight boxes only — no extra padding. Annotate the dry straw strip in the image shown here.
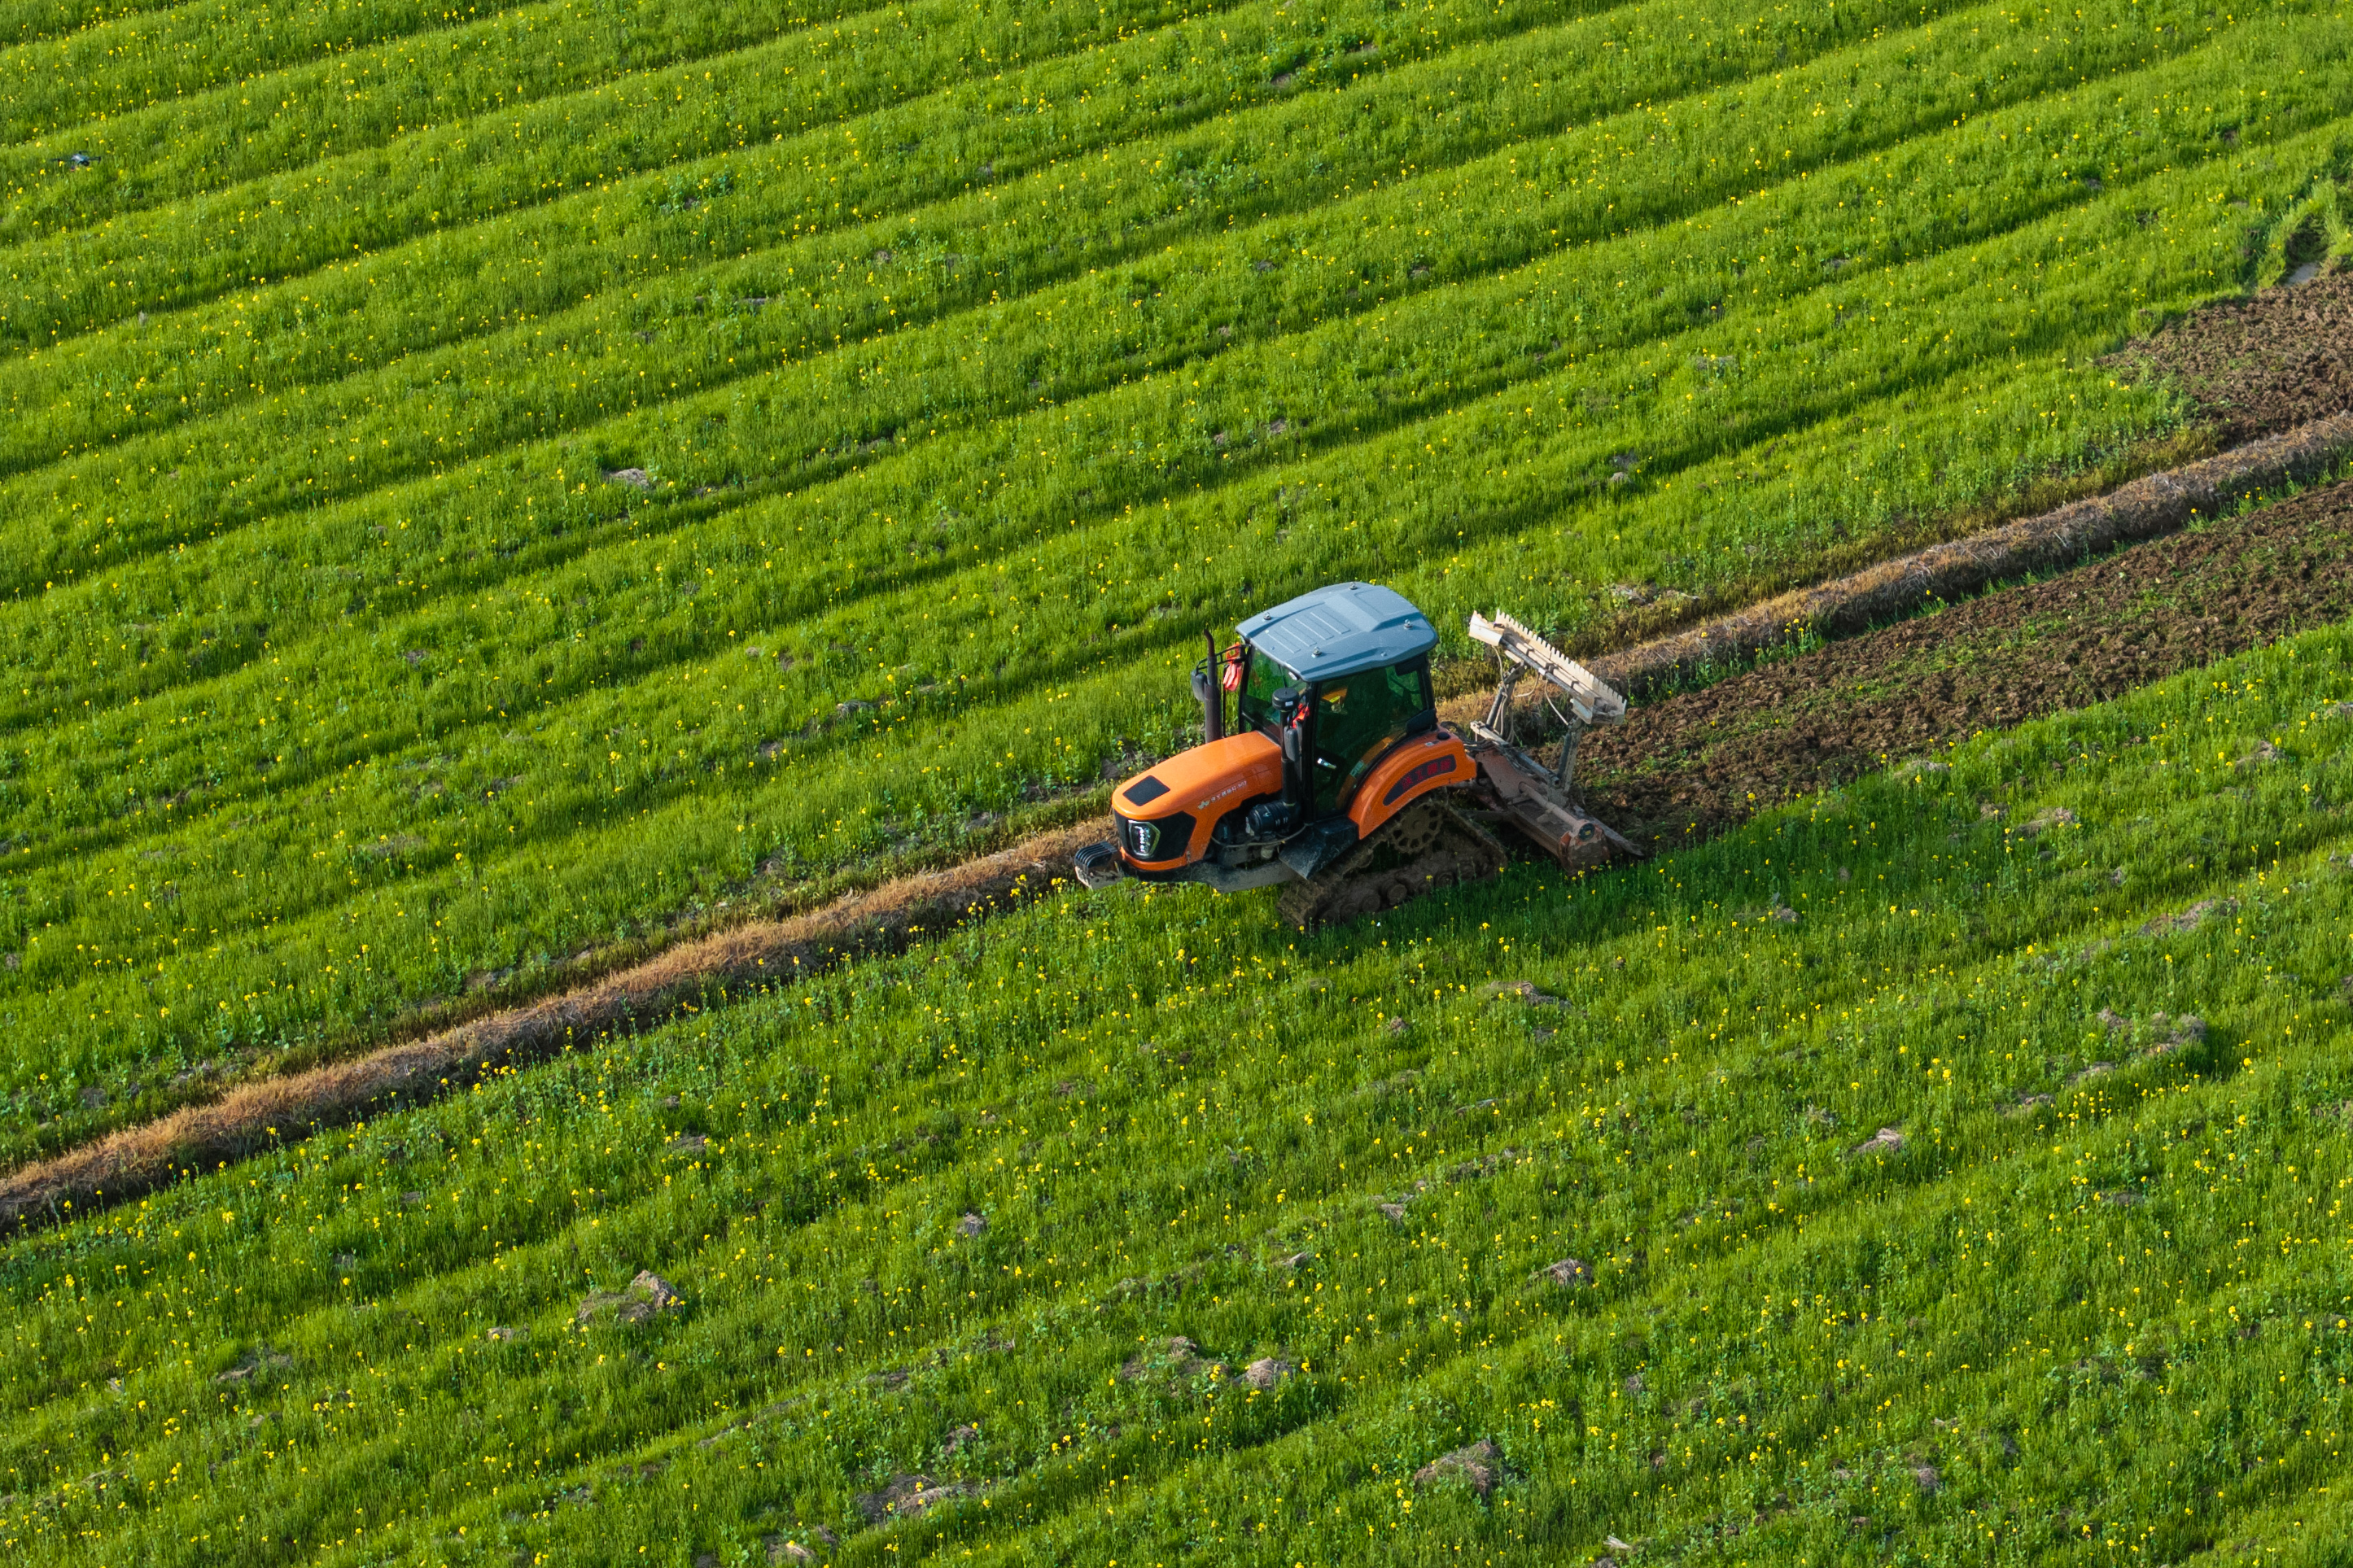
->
[10,414,2353,1235]
[0,822,1107,1233]
[1579,413,2353,698]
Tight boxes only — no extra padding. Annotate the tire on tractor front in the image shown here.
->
[1276,797,1508,930]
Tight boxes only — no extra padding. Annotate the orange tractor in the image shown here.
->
[1073,582,1638,926]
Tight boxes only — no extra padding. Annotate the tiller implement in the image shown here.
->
[1073,582,1639,927]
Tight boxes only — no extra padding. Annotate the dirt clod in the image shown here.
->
[1120,1337,1209,1381]
[2143,1012,2209,1057]
[1244,1356,1295,1390]
[853,1474,967,1524]
[213,1347,294,1385]
[2144,898,2237,937]
[1485,980,1567,1006]
[1848,1126,1904,1158]
[2237,740,2284,767]
[577,1270,682,1326]
[1413,1438,1505,1496]
[1542,1257,1592,1288]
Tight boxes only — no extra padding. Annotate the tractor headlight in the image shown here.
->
[1114,811,1193,864]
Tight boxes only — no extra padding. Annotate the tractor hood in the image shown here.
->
[1236,582,1437,683]
[1113,731,1282,823]
[1110,730,1284,872]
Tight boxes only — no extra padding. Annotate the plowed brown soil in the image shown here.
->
[2110,266,2353,442]
[1575,414,2353,698]
[1580,476,2353,846]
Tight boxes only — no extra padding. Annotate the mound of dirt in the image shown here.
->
[1413,1438,1507,1496]
[576,1269,683,1326]
[853,1474,970,1524]
[2110,266,2353,442]
[1581,475,2353,846]
[1243,1356,1295,1389]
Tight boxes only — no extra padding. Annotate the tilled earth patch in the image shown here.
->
[1581,476,2353,847]
[2109,264,2353,442]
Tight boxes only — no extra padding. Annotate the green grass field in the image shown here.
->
[8,0,2351,1156]
[11,590,2353,1564]
[9,0,2353,1559]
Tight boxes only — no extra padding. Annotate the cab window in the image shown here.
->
[1310,658,1432,813]
[1236,647,1294,734]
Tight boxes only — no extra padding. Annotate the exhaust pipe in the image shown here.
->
[1274,686,1307,815]
[1197,628,1225,743]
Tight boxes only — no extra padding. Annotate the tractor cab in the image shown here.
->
[1228,583,1439,819]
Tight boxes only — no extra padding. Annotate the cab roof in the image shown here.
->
[1237,581,1436,683]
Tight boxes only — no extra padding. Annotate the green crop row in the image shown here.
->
[0,0,1602,349]
[0,0,964,231]
[0,0,579,140]
[6,603,2353,1563]
[0,0,189,50]
[0,0,1939,535]
[0,76,2316,1155]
